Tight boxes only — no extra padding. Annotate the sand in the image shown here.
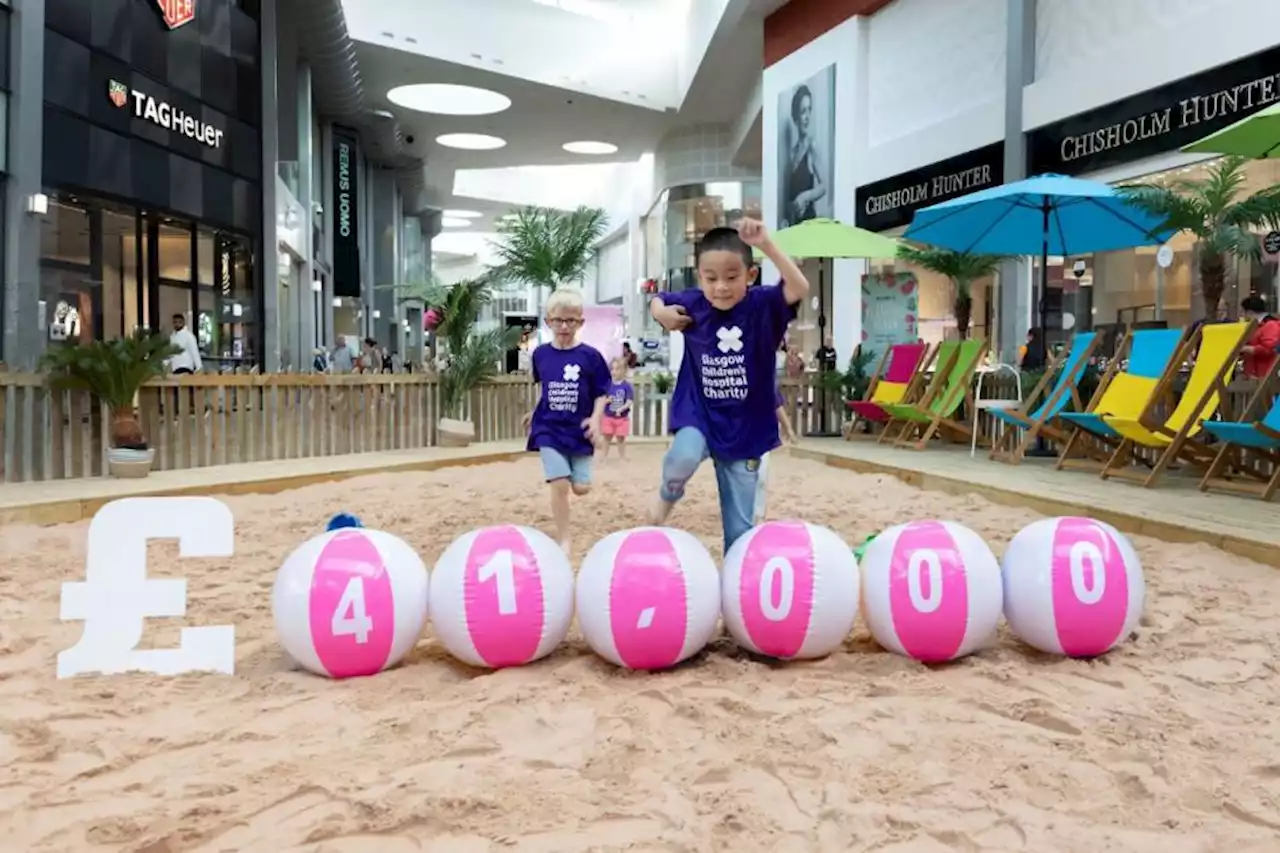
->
[1,446,1279,853]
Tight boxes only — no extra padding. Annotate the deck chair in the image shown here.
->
[1099,320,1254,487]
[876,341,960,444]
[845,342,932,439]
[1055,328,1187,472]
[988,331,1103,464]
[1199,374,1280,501]
[884,338,988,450]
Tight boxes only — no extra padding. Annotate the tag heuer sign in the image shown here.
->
[108,79,224,148]
[154,0,196,30]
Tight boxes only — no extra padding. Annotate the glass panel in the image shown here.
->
[41,196,90,265]
[157,222,191,283]
[159,283,192,331]
[197,229,216,285]
[101,207,136,339]
[39,266,94,354]
[197,286,220,358]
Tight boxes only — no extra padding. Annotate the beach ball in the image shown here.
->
[1001,517,1145,657]
[861,520,1003,662]
[577,527,721,670]
[430,525,574,668]
[721,521,859,659]
[273,526,430,678]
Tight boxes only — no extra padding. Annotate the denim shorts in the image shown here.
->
[539,447,593,484]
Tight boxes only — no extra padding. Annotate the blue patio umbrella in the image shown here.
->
[904,174,1174,359]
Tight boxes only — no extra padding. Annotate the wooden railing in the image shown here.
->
[0,373,846,483]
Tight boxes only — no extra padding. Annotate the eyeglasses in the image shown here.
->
[547,317,583,327]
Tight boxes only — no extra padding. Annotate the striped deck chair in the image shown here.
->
[1100,320,1254,488]
[1199,374,1280,501]
[845,342,932,439]
[877,341,961,444]
[989,331,1102,464]
[884,338,988,450]
[1056,328,1186,472]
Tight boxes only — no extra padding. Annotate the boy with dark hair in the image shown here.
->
[648,219,810,552]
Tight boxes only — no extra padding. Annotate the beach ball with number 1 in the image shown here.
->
[273,518,430,678]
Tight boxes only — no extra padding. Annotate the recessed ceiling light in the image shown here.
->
[441,217,472,227]
[443,209,483,218]
[563,140,618,155]
[436,133,507,150]
[386,84,511,116]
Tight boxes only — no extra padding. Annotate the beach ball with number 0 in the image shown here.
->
[577,527,721,670]
[721,521,859,659]
[430,526,575,668]
[1001,517,1144,657]
[273,527,430,678]
[860,520,1003,662]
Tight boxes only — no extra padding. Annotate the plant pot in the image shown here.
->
[438,417,475,448]
[107,447,154,479]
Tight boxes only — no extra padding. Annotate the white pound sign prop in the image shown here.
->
[721,521,860,660]
[430,525,574,669]
[57,497,237,679]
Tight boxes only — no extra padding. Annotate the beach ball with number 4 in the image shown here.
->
[860,520,1004,662]
[1001,517,1144,657]
[273,526,430,678]
[430,526,575,668]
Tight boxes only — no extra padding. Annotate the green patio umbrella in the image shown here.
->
[752,217,901,260]
[1181,103,1280,158]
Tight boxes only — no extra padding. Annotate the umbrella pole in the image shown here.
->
[817,258,831,435]
[1039,202,1051,363]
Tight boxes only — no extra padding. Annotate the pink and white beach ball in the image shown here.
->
[273,528,430,678]
[576,527,721,670]
[721,521,859,659]
[1001,517,1144,657]
[430,525,574,668]
[860,520,1003,662]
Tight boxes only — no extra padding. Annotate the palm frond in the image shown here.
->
[897,243,1008,295]
[489,205,609,290]
[1118,183,1207,236]
[39,329,178,413]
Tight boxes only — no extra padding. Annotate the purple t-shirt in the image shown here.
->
[606,380,633,417]
[662,284,796,460]
[528,343,611,456]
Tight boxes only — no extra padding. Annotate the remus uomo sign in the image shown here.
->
[332,126,361,299]
[1029,44,1280,175]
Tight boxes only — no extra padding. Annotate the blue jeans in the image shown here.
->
[659,427,764,553]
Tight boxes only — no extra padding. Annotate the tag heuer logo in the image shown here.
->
[154,0,196,30]
[108,80,129,108]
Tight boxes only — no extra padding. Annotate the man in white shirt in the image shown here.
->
[169,313,203,374]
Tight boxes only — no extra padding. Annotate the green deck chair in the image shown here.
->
[883,338,989,450]
[876,341,960,445]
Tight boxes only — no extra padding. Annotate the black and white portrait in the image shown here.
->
[777,64,836,228]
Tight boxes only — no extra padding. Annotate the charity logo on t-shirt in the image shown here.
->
[702,325,748,401]
[545,363,583,412]
[606,380,633,417]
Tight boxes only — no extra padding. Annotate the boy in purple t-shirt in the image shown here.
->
[648,219,810,552]
[522,289,611,555]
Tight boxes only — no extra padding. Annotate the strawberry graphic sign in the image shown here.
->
[154,0,196,30]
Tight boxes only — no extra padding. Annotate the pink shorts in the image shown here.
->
[601,415,630,437]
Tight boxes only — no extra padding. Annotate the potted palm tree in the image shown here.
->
[490,205,608,323]
[1121,156,1280,318]
[897,244,1007,339]
[425,276,522,446]
[40,329,178,477]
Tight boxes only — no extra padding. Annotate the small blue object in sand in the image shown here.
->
[326,512,363,531]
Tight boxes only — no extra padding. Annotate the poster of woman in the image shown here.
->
[777,64,836,228]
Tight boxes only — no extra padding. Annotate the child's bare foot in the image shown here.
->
[559,539,572,559]
[649,495,675,527]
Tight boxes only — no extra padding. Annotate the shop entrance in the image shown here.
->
[38,192,259,369]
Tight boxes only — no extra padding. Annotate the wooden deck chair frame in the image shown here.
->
[1198,368,1280,500]
[893,339,990,450]
[1056,330,1181,472]
[1099,320,1254,488]
[846,343,936,441]
[877,344,955,444]
[989,332,1108,465]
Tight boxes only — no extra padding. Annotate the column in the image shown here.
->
[297,62,316,359]
[3,0,44,367]
[259,0,280,371]
[997,0,1035,364]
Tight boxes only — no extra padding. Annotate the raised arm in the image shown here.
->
[739,219,809,306]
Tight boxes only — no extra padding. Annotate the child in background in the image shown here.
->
[649,218,810,552]
[775,387,796,445]
[521,289,612,555]
[601,358,634,459]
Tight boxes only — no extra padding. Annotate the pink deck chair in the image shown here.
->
[846,342,932,424]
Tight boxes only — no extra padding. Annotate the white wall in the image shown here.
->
[595,233,629,303]
[860,0,1006,183]
[763,17,864,366]
[1027,0,1280,130]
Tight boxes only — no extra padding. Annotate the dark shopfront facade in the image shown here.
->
[39,0,263,366]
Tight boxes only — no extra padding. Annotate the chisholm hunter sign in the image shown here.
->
[855,143,1004,232]
[108,80,224,148]
[1031,44,1280,175]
